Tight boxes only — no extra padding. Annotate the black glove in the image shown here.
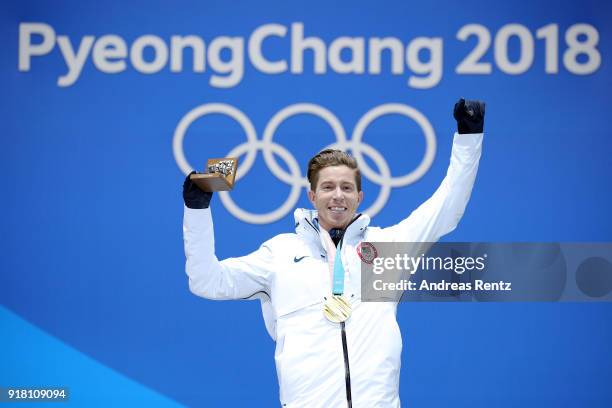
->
[453,98,485,134]
[183,171,213,209]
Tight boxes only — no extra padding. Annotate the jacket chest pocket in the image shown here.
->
[271,257,328,317]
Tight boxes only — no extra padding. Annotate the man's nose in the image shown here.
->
[333,186,343,199]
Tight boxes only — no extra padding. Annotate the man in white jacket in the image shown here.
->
[182,98,485,407]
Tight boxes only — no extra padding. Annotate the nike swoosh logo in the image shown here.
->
[294,256,307,263]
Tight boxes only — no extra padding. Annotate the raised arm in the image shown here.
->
[182,174,271,300]
[383,99,485,242]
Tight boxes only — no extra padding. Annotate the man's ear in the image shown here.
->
[358,190,364,206]
[308,190,316,205]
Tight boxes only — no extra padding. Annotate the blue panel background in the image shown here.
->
[1,0,611,406]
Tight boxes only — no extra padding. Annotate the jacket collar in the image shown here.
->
[293,208,370,244]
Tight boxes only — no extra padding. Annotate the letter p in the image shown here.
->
[19,23,56,71]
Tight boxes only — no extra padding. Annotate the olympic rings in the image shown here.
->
[172,102,437,224]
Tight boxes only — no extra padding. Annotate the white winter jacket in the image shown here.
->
[183,132,483,407]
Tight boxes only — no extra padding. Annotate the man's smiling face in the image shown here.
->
[308,165,363,231]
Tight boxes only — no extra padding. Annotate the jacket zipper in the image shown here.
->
[340,321,352,408]
[304,214,363,407]
[335,216,360,408]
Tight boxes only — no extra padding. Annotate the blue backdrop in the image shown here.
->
[2,0,612,407]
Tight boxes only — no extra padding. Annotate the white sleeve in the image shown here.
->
[183,206,272,300]
[382,132,483,242]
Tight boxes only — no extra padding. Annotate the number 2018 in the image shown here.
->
[456,23,601,75]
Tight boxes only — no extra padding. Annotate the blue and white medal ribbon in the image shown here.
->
[323,236,352,323]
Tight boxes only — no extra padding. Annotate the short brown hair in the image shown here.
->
[307,149,362,191]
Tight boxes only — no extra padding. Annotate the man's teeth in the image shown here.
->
[330,207,346,212]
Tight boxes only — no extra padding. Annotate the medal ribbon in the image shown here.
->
[332,245,345,295]
[321,231,346,295]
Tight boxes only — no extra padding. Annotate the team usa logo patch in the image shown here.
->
[357,242,378,264]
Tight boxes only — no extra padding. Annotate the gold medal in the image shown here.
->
[323,295,352,323]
